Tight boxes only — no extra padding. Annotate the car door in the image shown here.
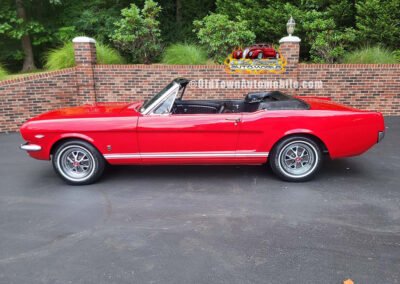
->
[137,113,242,164]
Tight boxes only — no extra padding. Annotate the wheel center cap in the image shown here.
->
[74,161,79,166]
[295,157,301,162]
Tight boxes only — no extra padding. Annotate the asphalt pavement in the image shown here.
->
[0,117,399,284]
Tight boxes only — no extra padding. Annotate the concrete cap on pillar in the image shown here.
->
[279,35,301,43]
[72,36,96,43]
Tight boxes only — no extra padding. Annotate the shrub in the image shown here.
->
[96,44,126,65]
[193,13,255,63]
[44,43,76,70]
[299,10,356,63]
[112,0,162,64]
[342,46,398,64]
[44,42,125,70]
[161,43,210,65]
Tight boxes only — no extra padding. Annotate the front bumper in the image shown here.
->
[20,142,42,151]
[377,131,385,143]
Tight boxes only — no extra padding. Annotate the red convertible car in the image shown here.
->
[233,44,280,59]
[20,78,385,185]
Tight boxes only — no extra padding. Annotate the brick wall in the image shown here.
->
[297,64,400,115]
[94,63,400,115]
[94,65,295,103]
[0,68,77,133]
[0,36,400,133]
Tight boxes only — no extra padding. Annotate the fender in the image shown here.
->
[265,129,330,156]
[49,133,100,155]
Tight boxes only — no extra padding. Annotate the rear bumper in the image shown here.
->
[378,131,385,143]
[20,142,42,151]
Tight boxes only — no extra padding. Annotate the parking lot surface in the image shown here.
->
[0,117,399,284]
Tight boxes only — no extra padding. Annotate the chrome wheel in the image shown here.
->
[57,146,95,181]
[278,141,318,178]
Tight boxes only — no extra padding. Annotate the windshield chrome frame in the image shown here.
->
[140,82,180,115]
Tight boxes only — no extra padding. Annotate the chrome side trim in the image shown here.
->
[20,143,42,151]
[104,154,141,159]
[104,151,269,160]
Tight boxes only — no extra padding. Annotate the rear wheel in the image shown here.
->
[269,136,322,182]
[52,140,105,185]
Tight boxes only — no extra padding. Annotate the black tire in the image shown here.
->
[52,140,105,185]
[269,136,322,182]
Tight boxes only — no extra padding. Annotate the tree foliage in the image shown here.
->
[299,10,356,63]
[355,0,400,49]
[215,0,288,44]
[0,0,57,71]
[193,13,255,63]
[1,0,400,70]
[158,0,215,43]
[111,0,162,64]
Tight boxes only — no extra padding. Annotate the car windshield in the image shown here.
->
[140,82,175,113]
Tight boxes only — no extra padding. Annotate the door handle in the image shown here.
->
[225,118,240,122]
[225,118,241,125]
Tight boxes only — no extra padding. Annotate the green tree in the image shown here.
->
[215,0,288,44]
[284,1,356,62]
[355,0,400,49]
[302,11,356,63]
[0,0,56,71]
[214,0,358,62]
[193,13,255,63]
[157,0,215,43]
[111,0,162,64]
[58,0,132,44]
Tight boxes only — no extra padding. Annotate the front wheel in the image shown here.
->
[269,136,322,182]
[52,140,105,185]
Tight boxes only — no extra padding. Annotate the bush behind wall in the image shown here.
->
[44,42,125,71]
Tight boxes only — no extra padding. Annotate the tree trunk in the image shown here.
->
[15,0,36,72]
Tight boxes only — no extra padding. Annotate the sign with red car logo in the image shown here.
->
[224,44,287,74]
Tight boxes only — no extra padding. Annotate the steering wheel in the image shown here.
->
[218,104,225,113]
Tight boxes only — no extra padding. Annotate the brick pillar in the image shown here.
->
[73,36,97,104]
[279,35,301,68]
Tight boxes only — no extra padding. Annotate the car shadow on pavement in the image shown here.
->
[100,156,361,184]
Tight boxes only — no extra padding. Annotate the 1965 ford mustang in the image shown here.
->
[20,78,385,185]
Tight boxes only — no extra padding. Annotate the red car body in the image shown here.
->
[20,90,384,168]
[233,44,279,59]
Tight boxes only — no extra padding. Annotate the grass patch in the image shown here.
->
[44,42,125,70]
[393,50,400,63]
[161,43,211,65]
[342,46,398,64]
[0,64,9,80]
[0,69,48,82]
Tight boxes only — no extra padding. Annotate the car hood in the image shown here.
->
[29,102,142,121]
